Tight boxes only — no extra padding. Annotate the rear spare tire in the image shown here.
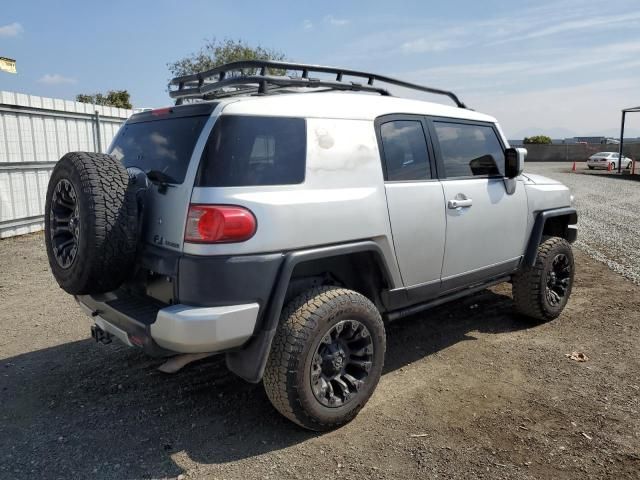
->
[44,152,138,295]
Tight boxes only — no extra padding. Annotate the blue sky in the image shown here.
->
[1,0,640,138]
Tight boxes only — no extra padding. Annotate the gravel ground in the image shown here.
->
[526,162,640,284]
[1,242,639,479]
[1,169,639,479]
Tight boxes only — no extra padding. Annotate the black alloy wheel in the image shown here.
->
[310,319,373,408]
[49,178,80,269]
[263,286,386,431]
[545,253,571,306]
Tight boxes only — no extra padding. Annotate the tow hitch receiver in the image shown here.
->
[91,324,113,344]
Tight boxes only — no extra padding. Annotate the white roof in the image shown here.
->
[219,91,496,123]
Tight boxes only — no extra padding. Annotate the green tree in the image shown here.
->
[167,38,286,78]
[523,135,552,145]
[76,90,132,109]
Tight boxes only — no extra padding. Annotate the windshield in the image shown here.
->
[109,115,208,184]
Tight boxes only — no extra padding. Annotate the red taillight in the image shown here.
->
[184,204,257,243]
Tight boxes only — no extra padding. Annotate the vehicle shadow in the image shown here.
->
[0,287,532,479]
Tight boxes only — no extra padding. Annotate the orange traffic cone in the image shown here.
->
[571,160,576,172]
[608,162,612,172]
[633,160,636,175]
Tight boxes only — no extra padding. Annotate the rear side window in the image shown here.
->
[197,116,306,187]
[379,120,431,181]
[434,122,505,178]
[109,115,208,184]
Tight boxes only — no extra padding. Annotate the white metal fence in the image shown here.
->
[0,91,133,238]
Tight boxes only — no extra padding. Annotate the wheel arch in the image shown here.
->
[225,241,394,383]
[524,207,577,267]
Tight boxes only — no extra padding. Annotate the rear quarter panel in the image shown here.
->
[185,117,402,287]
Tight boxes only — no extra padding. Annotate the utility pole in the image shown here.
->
[618,111,625,174]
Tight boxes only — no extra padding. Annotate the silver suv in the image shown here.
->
[44,61,577,431]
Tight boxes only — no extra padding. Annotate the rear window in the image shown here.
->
[109,115,208,184]
[196,115,306,187]
[379,120,431,181]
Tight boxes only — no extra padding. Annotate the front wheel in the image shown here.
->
[263,286,386,431]
[512,237,574,322]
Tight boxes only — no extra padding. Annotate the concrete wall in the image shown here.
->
[0,91,132,238]
[522,143,640,162]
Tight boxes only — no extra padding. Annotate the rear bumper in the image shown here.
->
[586,162,609,169]
[76,292,259,356]
[152,303,259,353]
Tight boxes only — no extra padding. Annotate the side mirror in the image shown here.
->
[505,147,526,179]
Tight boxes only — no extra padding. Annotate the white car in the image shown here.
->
[587,152,632,170]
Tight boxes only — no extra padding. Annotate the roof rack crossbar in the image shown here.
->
[170,74,392,100]
[169,60,467,108]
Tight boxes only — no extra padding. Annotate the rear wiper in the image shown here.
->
[145,169,177,194]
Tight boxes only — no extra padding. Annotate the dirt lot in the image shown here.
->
[1,231,639,480]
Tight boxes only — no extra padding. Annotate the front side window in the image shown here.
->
[197,115,306,187]
[379,120,431,181]
[434,122,505,178]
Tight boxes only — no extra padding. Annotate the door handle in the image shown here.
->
[447,198,473,209]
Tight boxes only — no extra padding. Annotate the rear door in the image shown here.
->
[376,115,446,300]
[108,103,217,252]
[427,118,528,292]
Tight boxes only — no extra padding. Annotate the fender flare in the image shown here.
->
[524,207,577,266]
[225,240,393,383]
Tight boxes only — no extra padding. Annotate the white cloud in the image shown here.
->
[401,38,457,54]
[405,39,640,85]
[392,34,640,138]
[38,74,77,85]
[471,78,640,138]
[352,2,640,59]
[0,22,23,37]
[302,19,313,30]
[324,15,349,27]
[514,11,640,42]
[316,1,640,136]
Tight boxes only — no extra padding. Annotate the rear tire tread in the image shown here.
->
[263,286,384,431]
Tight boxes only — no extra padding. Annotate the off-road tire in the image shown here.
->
[44,152,138,295]
[263,286,386,431]
[512,236,574,322]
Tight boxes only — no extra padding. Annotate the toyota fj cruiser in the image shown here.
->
[44,61,577,431]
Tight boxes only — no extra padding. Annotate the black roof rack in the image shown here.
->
[169,60,467,108]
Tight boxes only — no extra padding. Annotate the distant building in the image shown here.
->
[509,136,640,146]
